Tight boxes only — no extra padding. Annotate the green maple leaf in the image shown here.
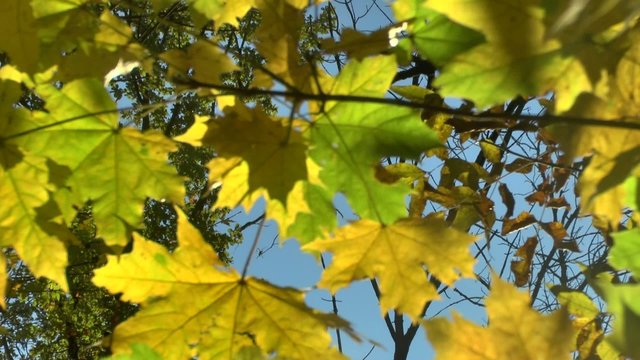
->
[8,78,184,246]
[93,209,353,359]
[0,68,69,290]
[310,55,441,224]
[392,2,484,65]
[610,229,640,282]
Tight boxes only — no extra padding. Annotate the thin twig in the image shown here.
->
[241,215,266,280]
[321,254,343,353]
[176,78,640,131]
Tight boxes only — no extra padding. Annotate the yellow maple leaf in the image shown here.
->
[424,276,575,359]
[93,208,351,359]
[187,0,256,29]
[176,104,322,240]
[304,217,476,320]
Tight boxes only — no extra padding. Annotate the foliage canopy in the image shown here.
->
[1,0,640,359]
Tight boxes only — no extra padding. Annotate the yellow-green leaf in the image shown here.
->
[0,150,68,290]
[94,209,351,359]
[8,79,184,246]
[424,276,575,359]
[304,217,476,320]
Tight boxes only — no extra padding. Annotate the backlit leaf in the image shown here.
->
[501,211,536,235]
[498,183,515,218]
[392,2,484,65]
[610,228,640,278]
[310,56,441,223]
[0,150,68,290]
[161,40,235,85]
[94,209,351,359]
[0,252,5,308]
[188,0,255,28]
[304,217,476,320]
[425,276,575,359]
[196,104,307,205]
[9,79,184,245]
[427,0,612,111]
[594,277,640,359]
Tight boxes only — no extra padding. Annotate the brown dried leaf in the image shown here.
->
[476,194,496,230]
[375,163,399,184]
[557,240,581,252]
[511,236,538,287]
[501,212,537,235]
[525,191,546,205]
[538,221,579,251]
[539,221,568,243]
[553,165,571,192]
[440,159,491,189]
[505,158,533,174]
[547,196,570,209]
[498,183,515,219]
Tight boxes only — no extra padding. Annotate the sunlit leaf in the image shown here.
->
[310,56,440,223]
[610,228,640,278]
[392,3,484,65]
[94,209,352,359]
[8,79,184,246]
[594,277,640,359]
[304,217,476,320]
[425,276,575,359]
